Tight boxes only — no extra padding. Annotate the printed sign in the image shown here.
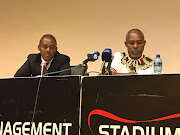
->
[82,75,180,135]
[0,76,80,135]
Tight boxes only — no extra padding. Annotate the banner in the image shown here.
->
[0,76,80,135]
[82,75,180,135]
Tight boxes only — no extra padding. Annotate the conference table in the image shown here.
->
[0,74,180,135]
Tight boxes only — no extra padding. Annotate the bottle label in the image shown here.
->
[154,62,162,66]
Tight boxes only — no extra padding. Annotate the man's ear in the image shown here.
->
[38,45,40,51]
[125,41,128,47]
[144,40,146,46]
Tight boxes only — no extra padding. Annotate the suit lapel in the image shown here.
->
[48,52,60,73]
[35,54,42,75]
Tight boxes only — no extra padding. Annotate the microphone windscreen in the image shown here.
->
[102,48,112,62]
[41,61,46,67]
[87,51,100,61]
[96,51,100,56]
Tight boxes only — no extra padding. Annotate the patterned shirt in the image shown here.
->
[111,52,154,74]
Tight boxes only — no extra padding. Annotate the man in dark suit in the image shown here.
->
[14,34,70,77]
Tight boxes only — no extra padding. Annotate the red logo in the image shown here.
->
[88,109,180,134]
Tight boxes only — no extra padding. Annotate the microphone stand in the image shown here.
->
[83,64,89,76]
[99,61,106,75]
[107,59,112,75]
[82,59,89,76]
[83,59,89,65]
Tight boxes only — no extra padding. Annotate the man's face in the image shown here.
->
[125,32,146,59]
[38,38,57,61]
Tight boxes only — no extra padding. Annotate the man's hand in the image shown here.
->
[112,70,138,75]
[128,72,138,74]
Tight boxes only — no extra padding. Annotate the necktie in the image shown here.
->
[43,62,49,75]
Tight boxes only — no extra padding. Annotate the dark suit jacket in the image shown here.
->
[14,51,70,77]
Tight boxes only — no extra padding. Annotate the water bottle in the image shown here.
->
[154,54,162,74]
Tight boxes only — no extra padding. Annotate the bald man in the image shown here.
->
[14,34,70,77]
[111,29,153,75]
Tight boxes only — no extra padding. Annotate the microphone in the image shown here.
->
[87,51,100,61]
[100,48,112,75]
[83,51,100,64]
[102,48,112,62]
[40,62,46,76]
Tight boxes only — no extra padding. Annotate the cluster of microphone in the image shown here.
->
[83,48,112,75]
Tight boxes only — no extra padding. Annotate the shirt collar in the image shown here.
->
[41,57,54,70]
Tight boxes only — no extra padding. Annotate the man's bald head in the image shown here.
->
[126,29,145,41]
[39,34,57,45]
[125,29,146,59]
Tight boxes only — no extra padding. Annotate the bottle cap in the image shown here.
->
[156,54,160,58]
